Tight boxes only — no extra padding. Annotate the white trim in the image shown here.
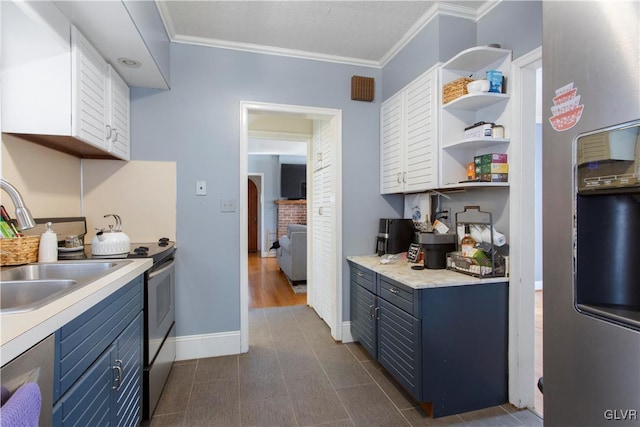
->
[171,36,381,68]
[509,46,542,410]
[240,101,343,350]
[175,331,241,361]
[341,322,354,344]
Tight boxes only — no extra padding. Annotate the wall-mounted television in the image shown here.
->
[280,163,306,200]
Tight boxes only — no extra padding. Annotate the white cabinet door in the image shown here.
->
[404,70,438,192]
[380,66,439,194]
[380,92,404,194]
[310,119,337,334]
[107,66,130,160]
[71,26,108,151]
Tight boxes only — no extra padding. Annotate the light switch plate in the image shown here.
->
[196,180,207,196]
[221,198,236,212]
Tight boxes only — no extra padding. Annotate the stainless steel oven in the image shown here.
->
[144,253,176,419]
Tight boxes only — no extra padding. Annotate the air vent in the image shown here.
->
[351,76,374,102]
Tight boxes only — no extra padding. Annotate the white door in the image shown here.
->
[310,118,337,333]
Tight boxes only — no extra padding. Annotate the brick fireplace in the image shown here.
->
[275,200,307,238]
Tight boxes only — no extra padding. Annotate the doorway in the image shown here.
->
[511,47,543,417]
[239,101,343,353]
[248,177,259,253]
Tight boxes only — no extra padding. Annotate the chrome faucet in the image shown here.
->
[0,179,35,230]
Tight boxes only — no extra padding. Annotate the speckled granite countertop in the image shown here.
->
[347,255,508,290]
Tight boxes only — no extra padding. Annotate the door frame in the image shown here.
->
[509,46,542,409]
[247,174,265,256]
[239,101,343,353]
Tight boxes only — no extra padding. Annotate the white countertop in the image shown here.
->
[347,255,508,289]
[1,258,152,366]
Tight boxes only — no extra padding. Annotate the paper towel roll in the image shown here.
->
[470,224,483,243]
[481,226,506,246]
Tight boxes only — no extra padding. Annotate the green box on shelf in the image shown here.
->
[474,153,508,166]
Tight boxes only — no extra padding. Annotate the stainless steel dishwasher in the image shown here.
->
[0,334,54,426]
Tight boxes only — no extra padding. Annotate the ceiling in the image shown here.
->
[156,1,496,67]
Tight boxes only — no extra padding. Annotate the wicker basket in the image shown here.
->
[443,77,474,104]
[0,235,40,266]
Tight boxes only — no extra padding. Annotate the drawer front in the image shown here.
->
[377,298,422,400]
[349,262,376,293]
[54,275,143,400]
[379,276,417,316]
[350,282,377,358]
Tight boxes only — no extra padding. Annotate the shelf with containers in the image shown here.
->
[439,47,512,188]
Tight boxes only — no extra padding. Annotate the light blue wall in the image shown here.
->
[130,43,402,337]
[248,155,279,240]
[477,1,542,60]
[382,15,476,101]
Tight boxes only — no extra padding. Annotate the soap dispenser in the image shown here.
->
[38,221,58,262]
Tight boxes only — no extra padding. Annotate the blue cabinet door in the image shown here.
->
[52,345,114,426]
[114,312,143,427]
[350,281,377,358]
[377,297,422,401]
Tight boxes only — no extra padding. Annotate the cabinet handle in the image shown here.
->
[105,125,113,140]
[318,206,324,216]
[369,304,374,318]
[402,172,407,183]
[374,306,380,320]
[112,359,123,390]
[112,129,118,143]
[396,173,402,184]
[357,272,364,277]
[389,287,400,295]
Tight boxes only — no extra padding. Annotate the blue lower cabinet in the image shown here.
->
[348,262,508,418]
[53,276,144,426]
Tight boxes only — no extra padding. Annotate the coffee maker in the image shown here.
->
[376,219,415,255]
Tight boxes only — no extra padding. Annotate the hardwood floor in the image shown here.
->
[248,252,307,308]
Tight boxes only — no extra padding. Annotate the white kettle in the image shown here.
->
[91,214,131,255]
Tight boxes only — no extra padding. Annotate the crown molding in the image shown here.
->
[158,1,503,69]
[170,34,382,68]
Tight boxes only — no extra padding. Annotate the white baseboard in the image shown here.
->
[341,321,354,343]
[175,330,242,361]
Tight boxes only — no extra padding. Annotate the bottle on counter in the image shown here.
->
[460,225,476,258]
[38,221,58,262]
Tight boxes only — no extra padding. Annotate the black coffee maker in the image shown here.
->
[376,219,415,255]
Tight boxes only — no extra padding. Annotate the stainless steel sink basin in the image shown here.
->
[0,261,131,314]
[1,280,77,312]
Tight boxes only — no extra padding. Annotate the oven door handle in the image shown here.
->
[148,258,176,279]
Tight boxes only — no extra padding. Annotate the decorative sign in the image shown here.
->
[549,82,584,132]
[407,243,422,263]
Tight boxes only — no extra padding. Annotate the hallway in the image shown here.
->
[149,305,542,426]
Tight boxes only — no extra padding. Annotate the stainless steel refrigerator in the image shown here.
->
[543,2,640,426]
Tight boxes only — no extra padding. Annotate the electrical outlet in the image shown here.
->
[221,198,236,212]
[196,180,207,196]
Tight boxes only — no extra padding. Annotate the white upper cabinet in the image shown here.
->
[1,1,131,160]
[439,46,512,188]
[107,66,131,161]
[380,66,439,194]
[72,26,109,151]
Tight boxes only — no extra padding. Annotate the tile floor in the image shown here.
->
[148,305,543,427]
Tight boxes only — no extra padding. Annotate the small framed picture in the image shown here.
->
[407,243,421,263]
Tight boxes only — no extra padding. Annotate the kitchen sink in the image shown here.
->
[0,261,131,314]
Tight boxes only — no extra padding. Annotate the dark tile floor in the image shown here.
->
[149,305,543,427]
